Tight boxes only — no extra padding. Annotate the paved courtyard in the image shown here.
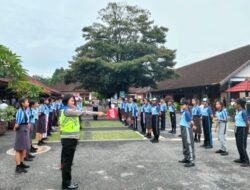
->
[0,115,250,190]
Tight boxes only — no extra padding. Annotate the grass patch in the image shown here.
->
[47,132,85,141]
[82,120,123,128]
[91,130,144,140]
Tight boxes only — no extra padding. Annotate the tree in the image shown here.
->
[0,44,27,80]
[49,67,67,86]
[0,44,44,98]
[65,2,176,98]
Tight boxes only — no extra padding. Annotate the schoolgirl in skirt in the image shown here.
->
[14,97,30,173]
[37,97,49,146]
[191,99,202,142]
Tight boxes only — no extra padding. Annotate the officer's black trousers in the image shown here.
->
[235,127,249,163]
[161,111,166,130]
[118,108,122,122]
[152,115,160,140]
[202,116,213,146]
[170,112,176,131]
[61,138,78,187]
[93,107,98,120]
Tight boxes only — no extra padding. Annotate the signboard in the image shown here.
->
[119,91,125,97]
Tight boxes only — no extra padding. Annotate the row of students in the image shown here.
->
[14,97,61,173]
[179,98,249,168]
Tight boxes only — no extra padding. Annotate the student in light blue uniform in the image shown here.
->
[47,98,54,136]
[118,98,123,122]
[128,98,134,128]
[124,98,129,126]
[233,98,250,167]
[37,97,49,146]
[131,99,138,131]
[168,101,176,134]
[14,97,30,173]
[151,98,161,143]
[201,98,213,149]
[191,99,202,142]
[144,99,152,138]
[178,100,195,167]
[140,99,146,134]
[215,101,228,156]
[160,99,167,130]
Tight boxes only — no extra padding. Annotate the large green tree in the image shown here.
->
[0,44,44,98]
[65,2,176,98]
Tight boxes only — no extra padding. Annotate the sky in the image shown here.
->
[0,0,250,77]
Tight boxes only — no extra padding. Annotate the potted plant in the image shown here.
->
[0,106,17,135]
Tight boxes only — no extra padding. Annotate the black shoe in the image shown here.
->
[30,149,37,153]
[215,149,224,153]
[200,144,206,147]
[62,183,79,190]
[221,151,229,156]
[24,157,33,162]
[151,139,159,143]
[234,159,243,163]
[184,162,195,167]
[37,141,43,146]
[20,162,30,169]
[31,146,38,151]
[28,153,35,159]
[16,166,28,173]
[172,131,176,134]
[205,145,213,149]
[168,130,173,134]
[240,162,250,167]
[178,159,189,163]
[41,141,47,145]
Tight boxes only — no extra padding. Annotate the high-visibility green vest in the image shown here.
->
[59,110,80,139]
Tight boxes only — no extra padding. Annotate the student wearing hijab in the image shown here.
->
[201,98,213,149]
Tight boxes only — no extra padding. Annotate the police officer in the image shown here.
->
[151,98,160,143]
[160,99,167,130]
[233,98,250,167]
[60,94,104,189]
[201,98,213,149]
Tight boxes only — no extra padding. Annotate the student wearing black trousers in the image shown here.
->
[140,99,146,134]
[233,98,250,167]
[160,99,167,130]
[201,98,213,149]
[168,101,176,134]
